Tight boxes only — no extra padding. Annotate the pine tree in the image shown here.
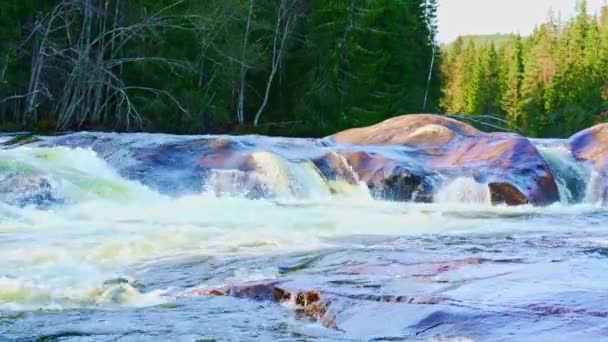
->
[440,0,608,136]
[499,35,523,130]
[467,43,499,115]
[459,40,476,114]
[439,37,464,113]
[287,0,439,132]
[519,23,557,136]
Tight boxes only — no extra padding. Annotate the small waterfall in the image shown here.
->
[585,170,608,206]
[434,177,491,204]
[0,146,158,207]
[537,145,589,204]
[204,151,370,200]
[319,152,371,199]
[248,151,300,198]
[205,169,262,198]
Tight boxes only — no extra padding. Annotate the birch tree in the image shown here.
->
[15,0,191,130]
[253,0,299,127]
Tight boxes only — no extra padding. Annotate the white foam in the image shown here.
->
[0,145,604,310]
[435,177,491,204]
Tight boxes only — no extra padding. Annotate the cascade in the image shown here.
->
[434,177,492,204]
[586,170,608,205]
[0,146,158,207]
[537,145,589,204]
[204,151,370,200]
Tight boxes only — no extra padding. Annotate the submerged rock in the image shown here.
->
[0,174,59,208]
[192,282,335,328]
[190,281,448,331]
[331,114,560,206]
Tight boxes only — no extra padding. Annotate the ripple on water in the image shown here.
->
[0,146,605,339]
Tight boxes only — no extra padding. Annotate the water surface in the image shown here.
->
[0,138,606,341]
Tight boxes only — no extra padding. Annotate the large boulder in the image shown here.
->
[569,123,608,166]
[331,114,560,206]
[569,123,608,204]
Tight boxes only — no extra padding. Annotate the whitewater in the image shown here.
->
[0,132,607,341]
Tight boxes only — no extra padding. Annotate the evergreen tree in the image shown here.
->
[439,37,464,113]
[467,43,499,115]
[519,24,556,135]
[440,0,608,137]
[287,0,440,133]
[499,35,523,130]
[0,0,440,135]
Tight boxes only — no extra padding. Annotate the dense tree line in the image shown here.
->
[440,1,608,137]
[0,0,439,136]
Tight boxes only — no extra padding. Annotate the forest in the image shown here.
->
[0,0,439,136]
[440,1,608,137]
[2,1,607,138]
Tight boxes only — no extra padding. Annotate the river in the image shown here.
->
[0,133,606,341]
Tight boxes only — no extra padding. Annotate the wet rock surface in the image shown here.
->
[569,123,608,204]
[22,114,589,206]
[314,151,434,202]
[1,191,608,340]
[332,114,560,205]
[569,123,608,167]
[92,222,608,341]
[1,119,608,341]
[0,173,59,208]
[488,182,529,206]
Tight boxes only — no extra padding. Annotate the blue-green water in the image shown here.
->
[0,135,606,341]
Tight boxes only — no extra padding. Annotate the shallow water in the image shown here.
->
[0,138,607,341]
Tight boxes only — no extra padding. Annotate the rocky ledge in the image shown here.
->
[7,113,608,207]
[329,114,560,205]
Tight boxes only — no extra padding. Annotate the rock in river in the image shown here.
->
[39,114,566,206]
[330,114,560,205]
[569,123,608,204]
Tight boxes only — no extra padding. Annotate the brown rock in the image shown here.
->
[189,282,334,327]
[198,138,253,171]
[295,291,321,306]
[332,114,480,146]
[569,123,608,204]
[330,114,559,206]
[569,123,608,167]
[225,283,290,302]
[336,151,431,202]
[207,289,226,296]
[489,182,529,206]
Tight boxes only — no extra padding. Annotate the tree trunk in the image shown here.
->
[253,0,295,127]
[236,0,254,125]
[423,46,436,111]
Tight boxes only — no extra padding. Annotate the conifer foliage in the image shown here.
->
[440,1,608,137]
[0,0,439,136]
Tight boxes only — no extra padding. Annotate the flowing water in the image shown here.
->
[0,134,607,341]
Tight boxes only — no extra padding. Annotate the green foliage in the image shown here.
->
[0,0,439,136]
[440,0,608,137]
[452,34,516,48]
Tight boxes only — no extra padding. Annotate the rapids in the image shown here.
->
[0,132,607,341]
